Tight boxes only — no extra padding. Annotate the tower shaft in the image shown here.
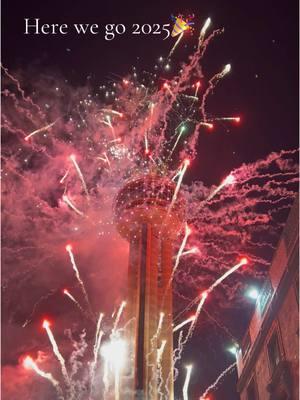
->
[127,223,174,400]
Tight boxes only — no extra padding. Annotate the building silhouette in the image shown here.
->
[237,199,299,400]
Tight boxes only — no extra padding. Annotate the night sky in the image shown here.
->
[2,0,299,399]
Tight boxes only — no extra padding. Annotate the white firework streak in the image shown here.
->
[198,17,211,50]
[24,119,59,141]
[183,365,193,400]
[100,109,123,117]
[206,174,235,201]
[65,246,92,314]
[103,358,110,396]
[199,362,236,399]
[63,289,86,316]
[23,356,64,399]
[168,159,190,213]
[112,301,126,333]
[173,315,196,333]
[90,329,104,390]
[168,32,184,58]
[62,195,84,216]
[186,292,208,341]
[169,126,186,158]
[60,169,70,184]
[69,154,89,197]
[43,321,70,386]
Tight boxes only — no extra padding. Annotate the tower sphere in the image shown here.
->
[114,174,186,239]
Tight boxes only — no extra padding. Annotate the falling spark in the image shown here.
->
[194,81,201,98]
[199,362,236,399]
[42,320,70,386]
[23,356,63,398]
[168,32,184,58]
[186,291,208,340]
[200,122,214,130]
[183,365,193,400]
[63,289,86,316]
[173,224,191,277]
[163,82,175,98]
[60,169,70,184]
[198,17,211,49]
[69,154,89,197]
[24,119,58,141]
[207,257,248,292]
[62,194,84,216]
[180,247,199,257]
[206,173,235,201]
[65,244,92,312]
[169,125,187,158]
[157,339,167,364]
[90,313,104,389]
[173,315,196,333]
[100,109,123,117]
[157,339,167,398]
[169,159,190,212]
[113,301,126,332]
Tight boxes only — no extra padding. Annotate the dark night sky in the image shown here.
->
[2,1,299,399]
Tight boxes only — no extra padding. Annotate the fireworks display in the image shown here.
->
[2,10,298,400]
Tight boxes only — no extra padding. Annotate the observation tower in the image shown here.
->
[114,174,185,399]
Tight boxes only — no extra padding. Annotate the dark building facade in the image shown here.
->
[237,200,299,400]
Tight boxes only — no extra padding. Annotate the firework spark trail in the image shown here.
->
[173,315,196,332]
[100,109,123,117]
[156,340,167,400]
[198,17,212,50]
[24,119,59,141]
[180,247,199,257]
[169,125,187,158]
[168,159,190,214]
[102,114,116,138]
[172,330,185,382]
[69,154,89,198]
[63,289,87,317]
[183,365,193,400]
[60,169,70,184]
[1,64,42,112]
[42,320,70,387]
[62,194,84,216]
[186,291,208,340]
[199,362,236,399]
[200,64,231,122]
[22,290,56,327]
[168,32,184,58]
[206,173,235,201]
[177,258,249,337]
[112,301,126,332]
[172,223,191,278]
[202,307,238,342]
[162,223,191,307]
[65,245,92,314]
[90,329,104,390]
[148,312,165,397]
[23,356,64,399]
